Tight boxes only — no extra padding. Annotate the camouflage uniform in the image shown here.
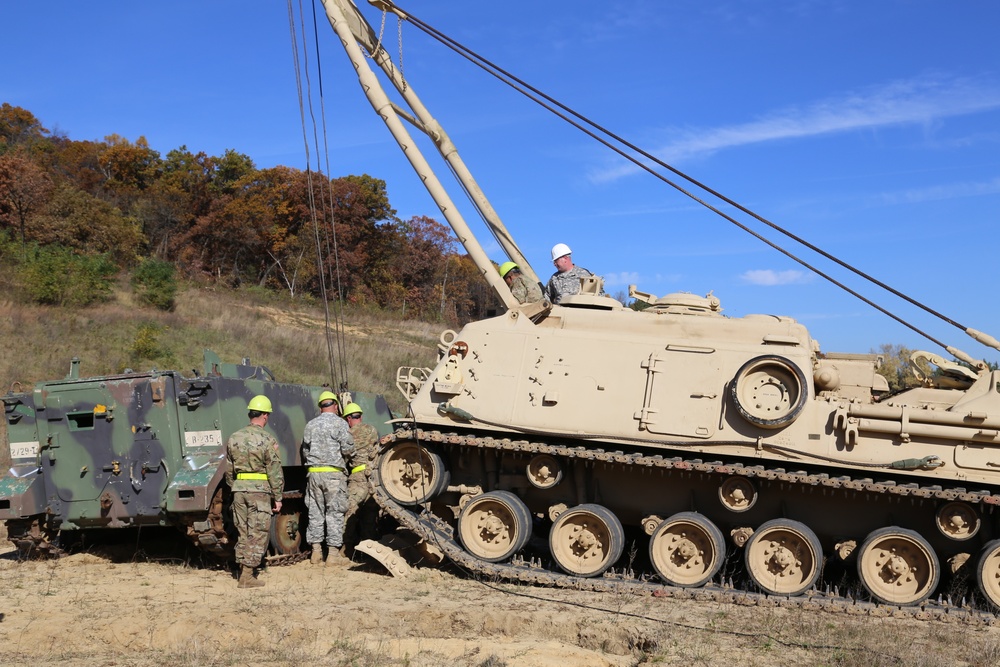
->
[509,273,543,304]
[302,412,355,548]
[344,422,381,547]
[225,424,284,569]
[546,265,596,304]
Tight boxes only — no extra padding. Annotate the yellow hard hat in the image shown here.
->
[317,390,339,407]
[498,261,518,279]
[342,402,363,418]
[247,395,273,413]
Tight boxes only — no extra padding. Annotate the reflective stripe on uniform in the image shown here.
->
[350,464,367,474]
[236,472,268,480]
[308,466,345,473]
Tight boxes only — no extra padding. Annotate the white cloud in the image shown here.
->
[590,74,1000,183]
[876,176,1000,205]
[740,269,812,286]
[602,271,642,287]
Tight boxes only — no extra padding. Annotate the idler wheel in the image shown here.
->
[377,441,449,506]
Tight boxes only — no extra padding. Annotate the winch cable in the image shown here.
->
[289,0,350,390]
[377,1,996,358]
[307,0,353,390]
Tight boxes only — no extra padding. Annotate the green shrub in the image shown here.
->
[18,245,116,306]
[131,258,177,310]
[128,322,176,369]
[131,322,164,359]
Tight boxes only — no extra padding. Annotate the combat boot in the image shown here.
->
[325,545,348,566]
[310,542,323,565]
[237,565,264,589]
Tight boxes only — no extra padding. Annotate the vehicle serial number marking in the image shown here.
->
[9,441,40,460]
[184,430,223,448]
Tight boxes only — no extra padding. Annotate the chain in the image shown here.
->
[397,12,406,91]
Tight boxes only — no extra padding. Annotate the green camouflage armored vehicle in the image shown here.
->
[320,0,1000,614]
[0,350,392,560]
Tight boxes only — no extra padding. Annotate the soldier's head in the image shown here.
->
[551,243,573,273]
[247,395,272,425]
[318,390,340,414]
[499,261,520,286]
[342,402,363,426]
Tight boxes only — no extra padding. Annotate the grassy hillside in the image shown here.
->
[0,282,444,461]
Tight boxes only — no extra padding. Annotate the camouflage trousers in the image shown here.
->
[305,471,348,547]
[232,491,272,568]
[343,473,379,547]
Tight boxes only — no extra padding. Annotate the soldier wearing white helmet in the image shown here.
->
[546,243,596,304]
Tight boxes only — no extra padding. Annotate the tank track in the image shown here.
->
[5,517,64,559]
[374,428,999,625]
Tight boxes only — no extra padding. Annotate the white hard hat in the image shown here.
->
[551,243,572,261]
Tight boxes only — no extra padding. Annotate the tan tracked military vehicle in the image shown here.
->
[321,0,1000,611]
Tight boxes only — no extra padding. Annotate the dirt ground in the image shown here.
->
[2,528,1000,667]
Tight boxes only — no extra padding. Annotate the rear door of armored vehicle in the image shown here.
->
[37,373,176,528]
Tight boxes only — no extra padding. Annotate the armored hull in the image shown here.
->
[378,293,1000,609]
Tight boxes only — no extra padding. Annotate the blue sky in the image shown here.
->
[4,1,1000,360]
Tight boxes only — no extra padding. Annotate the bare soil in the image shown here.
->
[2,528,1000,667]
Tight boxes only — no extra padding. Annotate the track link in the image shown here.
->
[373,428,999,625]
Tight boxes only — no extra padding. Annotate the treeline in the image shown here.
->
[0,103,498,321]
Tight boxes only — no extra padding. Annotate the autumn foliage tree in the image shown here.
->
[0,151,52,251]
[0,103,50,155]
[0,103,497,323]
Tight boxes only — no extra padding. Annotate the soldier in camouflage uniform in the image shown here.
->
[225,394,284,589]
[499,262,543,305]
[342,402,381,552]
[546,243,599,304]
[302,391,355,566]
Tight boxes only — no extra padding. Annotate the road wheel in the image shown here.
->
[549,504,624,578]
[857,527,939,606]
[744,518,822,596]
[649,511,726,587]
[458,491,532,562]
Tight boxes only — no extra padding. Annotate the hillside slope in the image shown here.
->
[0,284,442,462]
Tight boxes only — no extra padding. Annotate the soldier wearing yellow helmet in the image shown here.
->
[498,261,542,305]
[224,394,284,588]
[342,402,381,551]
[302,390,355,565]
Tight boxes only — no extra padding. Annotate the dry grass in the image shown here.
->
[0,282,442,416]
[3,532,1000,666]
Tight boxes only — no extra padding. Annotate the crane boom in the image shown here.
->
[321,0,541,309]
